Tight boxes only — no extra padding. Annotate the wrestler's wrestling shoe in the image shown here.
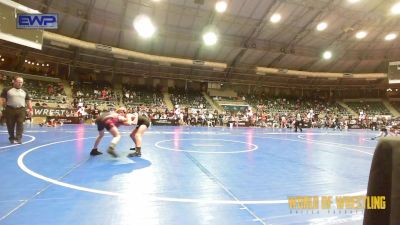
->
[107,146,118,158]
[90,148,103,156]
[127,148,141,157]
[127,152,141,157]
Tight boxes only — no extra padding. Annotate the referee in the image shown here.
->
[0,76,32,144]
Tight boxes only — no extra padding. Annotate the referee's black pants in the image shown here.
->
[295,120,303,132]
[5,107,26,142]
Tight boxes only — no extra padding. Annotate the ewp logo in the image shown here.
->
[17,14,58,29]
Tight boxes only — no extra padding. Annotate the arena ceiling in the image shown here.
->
[4,0,400,88]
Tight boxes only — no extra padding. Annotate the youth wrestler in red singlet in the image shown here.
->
[90,107,129,157]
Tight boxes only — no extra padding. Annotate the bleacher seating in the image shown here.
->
[244,94,350,116]
[345,101,391,116]
[169,88,211,109]
[1,69,399,128]
[1,75,67,104]
[122,85,163,106]
[72,81,117,106]
[390,101,400,113]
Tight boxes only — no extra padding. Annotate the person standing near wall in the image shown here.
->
[0,76,32,144]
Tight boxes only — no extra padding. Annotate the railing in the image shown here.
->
[0,70,61,83]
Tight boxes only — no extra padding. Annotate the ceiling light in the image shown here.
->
[133,15,156,38]
[322,51,332,60]
[215,1,228,13]
[391,2,400,14]
[348,0,360,3]
[270,13,281,23]
[385,33,397,41]
[316,22,328,31]
[355,31,367,39]
[202,31,218,46]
